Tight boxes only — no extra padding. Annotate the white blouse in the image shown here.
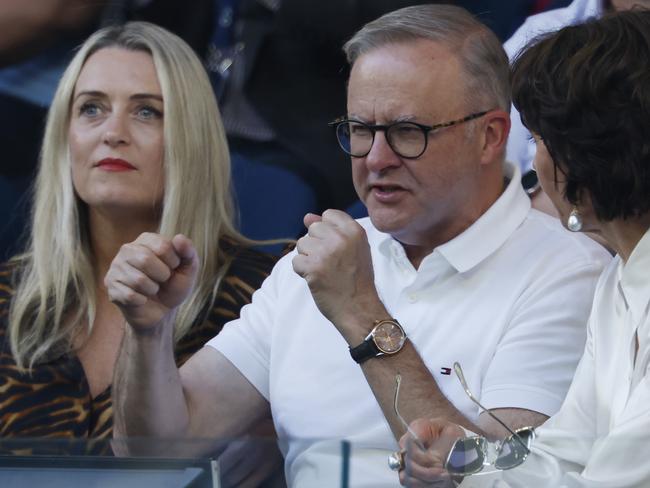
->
[464,227,650,487]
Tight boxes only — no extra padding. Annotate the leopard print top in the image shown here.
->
[0,244,276,449]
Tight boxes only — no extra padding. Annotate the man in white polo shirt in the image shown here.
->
[110,5,611,487]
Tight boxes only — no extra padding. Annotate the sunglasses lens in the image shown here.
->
[494,429,534,470]
[446,438,485,474]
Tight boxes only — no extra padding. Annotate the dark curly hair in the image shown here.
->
[511,9,650,221]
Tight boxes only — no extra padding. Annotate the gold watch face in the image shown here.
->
[372,320,406,354]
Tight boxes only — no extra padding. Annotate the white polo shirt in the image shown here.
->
[209,164,611,487]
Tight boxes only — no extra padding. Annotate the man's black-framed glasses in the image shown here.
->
[329,111,489,159]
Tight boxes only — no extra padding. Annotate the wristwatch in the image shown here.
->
[349,319,407,364]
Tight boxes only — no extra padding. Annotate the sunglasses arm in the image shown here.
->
[453,362,530,453]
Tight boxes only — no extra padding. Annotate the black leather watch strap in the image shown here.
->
[349,337,380,364]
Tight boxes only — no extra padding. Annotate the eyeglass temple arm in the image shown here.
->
[394,374,426,450]
[453,363,530,453]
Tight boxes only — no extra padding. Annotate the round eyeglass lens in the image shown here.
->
[346,121,373,157]
[335,123,352,155]
[388,122,427,158]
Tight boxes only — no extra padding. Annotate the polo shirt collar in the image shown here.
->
[374,162,530,273]
[436,163,530,272]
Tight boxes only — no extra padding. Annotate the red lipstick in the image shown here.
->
[96,158,136,172]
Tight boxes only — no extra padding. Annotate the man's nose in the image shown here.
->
[364,130,401,172]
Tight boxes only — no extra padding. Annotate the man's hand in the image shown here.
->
[105,233,199,331]
[292,209,382,333]
[398,418,465,487]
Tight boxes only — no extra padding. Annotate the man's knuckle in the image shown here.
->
[160,267,172,281]
[350,222,364,237]
[124,289,138,302]
[104,269,114,282]
[140,247,161,266]
[153,240,172,256]
[119,243,133,255]
[139,231,156,241]
[133,274,150,289]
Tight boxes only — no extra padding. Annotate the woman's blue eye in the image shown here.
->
[79,103,100,117]
[137,106,162,119]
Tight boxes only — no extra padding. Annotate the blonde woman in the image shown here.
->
[0,21,281,483]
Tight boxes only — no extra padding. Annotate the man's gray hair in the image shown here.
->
[343,4,511,112]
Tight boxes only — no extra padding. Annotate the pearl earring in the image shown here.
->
[567,207,583,232]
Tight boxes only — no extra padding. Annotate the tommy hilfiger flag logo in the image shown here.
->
[440,367,452,375]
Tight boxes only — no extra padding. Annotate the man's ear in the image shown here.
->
[479,110,510,165]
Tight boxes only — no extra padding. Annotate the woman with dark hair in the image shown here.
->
[396,9,650,488]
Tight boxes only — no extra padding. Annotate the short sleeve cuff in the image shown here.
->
[207,324,271,400]
[480,384,564,417]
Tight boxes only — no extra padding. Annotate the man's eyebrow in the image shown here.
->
[347,113,419,123]
[394,114,417,122]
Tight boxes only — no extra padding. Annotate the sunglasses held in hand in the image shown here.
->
[388,362,535,476]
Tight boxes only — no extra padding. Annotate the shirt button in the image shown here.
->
[408,293,418,303]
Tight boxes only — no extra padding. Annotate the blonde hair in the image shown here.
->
[9,21,249,369]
